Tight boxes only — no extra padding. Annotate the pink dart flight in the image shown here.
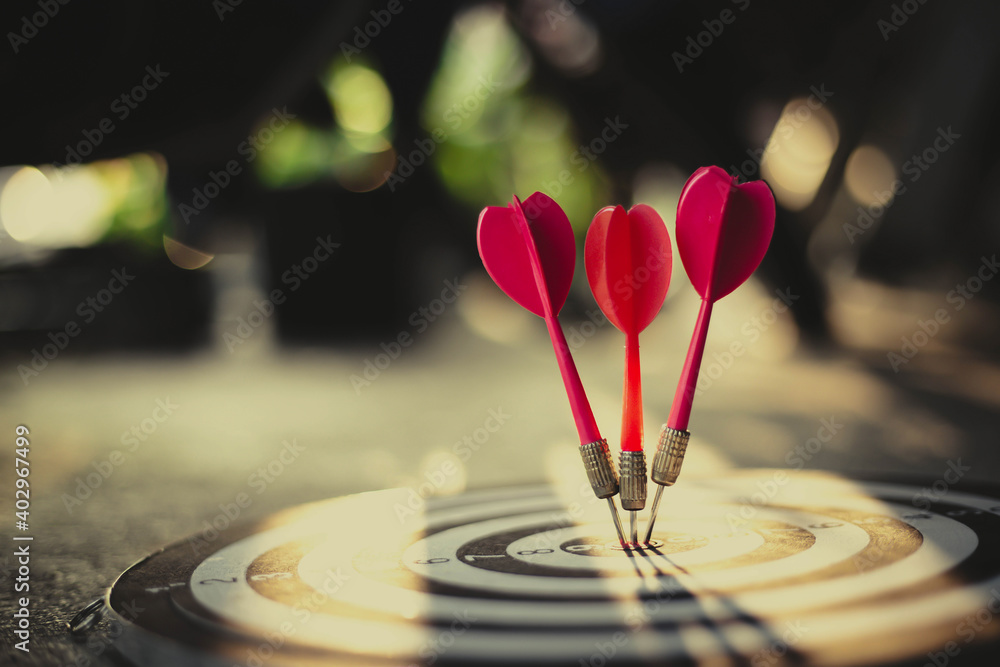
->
[477,193,599,443]
[669,166,775,431]
[585,204,672,453]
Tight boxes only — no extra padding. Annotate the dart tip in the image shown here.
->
[643,485,665,544]
[606,498,627,547]
[629,510,638,547]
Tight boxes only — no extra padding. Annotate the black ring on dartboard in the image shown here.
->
[913,498,1000,589]
[449,517,816,582]
[350,506,913,616]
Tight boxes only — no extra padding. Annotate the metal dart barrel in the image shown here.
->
[579,439,627,545]
[579,439,618,497]
[643,425,690,543]
[651,426,689,486]
[618,450,647,546]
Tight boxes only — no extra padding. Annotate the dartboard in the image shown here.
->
[95,471,1000,666]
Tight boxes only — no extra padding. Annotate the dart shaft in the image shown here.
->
[620,331,643,451]
[544,314,601,443]
[668,300,713,431]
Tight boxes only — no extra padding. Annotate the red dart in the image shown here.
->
[585,204,672,544]
[478,192,627,545]
[645,166,775,542]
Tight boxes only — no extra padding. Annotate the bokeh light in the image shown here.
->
[325,63,393,136]
[521,0,603,76]
[761,97,840,211]
[843,144,897,207]
[0,154,168,253]
[256,59,396,192]
[163,235,215,270]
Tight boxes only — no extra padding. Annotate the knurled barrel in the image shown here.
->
[650,426,690,486]
[579,439,619,499]
[618,450,647,510]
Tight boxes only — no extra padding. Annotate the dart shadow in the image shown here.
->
[632,545,810,666]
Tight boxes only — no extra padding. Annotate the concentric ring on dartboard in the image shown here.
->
[188,488,975,628]
[106,475,1000,666]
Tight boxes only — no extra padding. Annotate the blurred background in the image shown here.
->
[1,0,1000,660]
